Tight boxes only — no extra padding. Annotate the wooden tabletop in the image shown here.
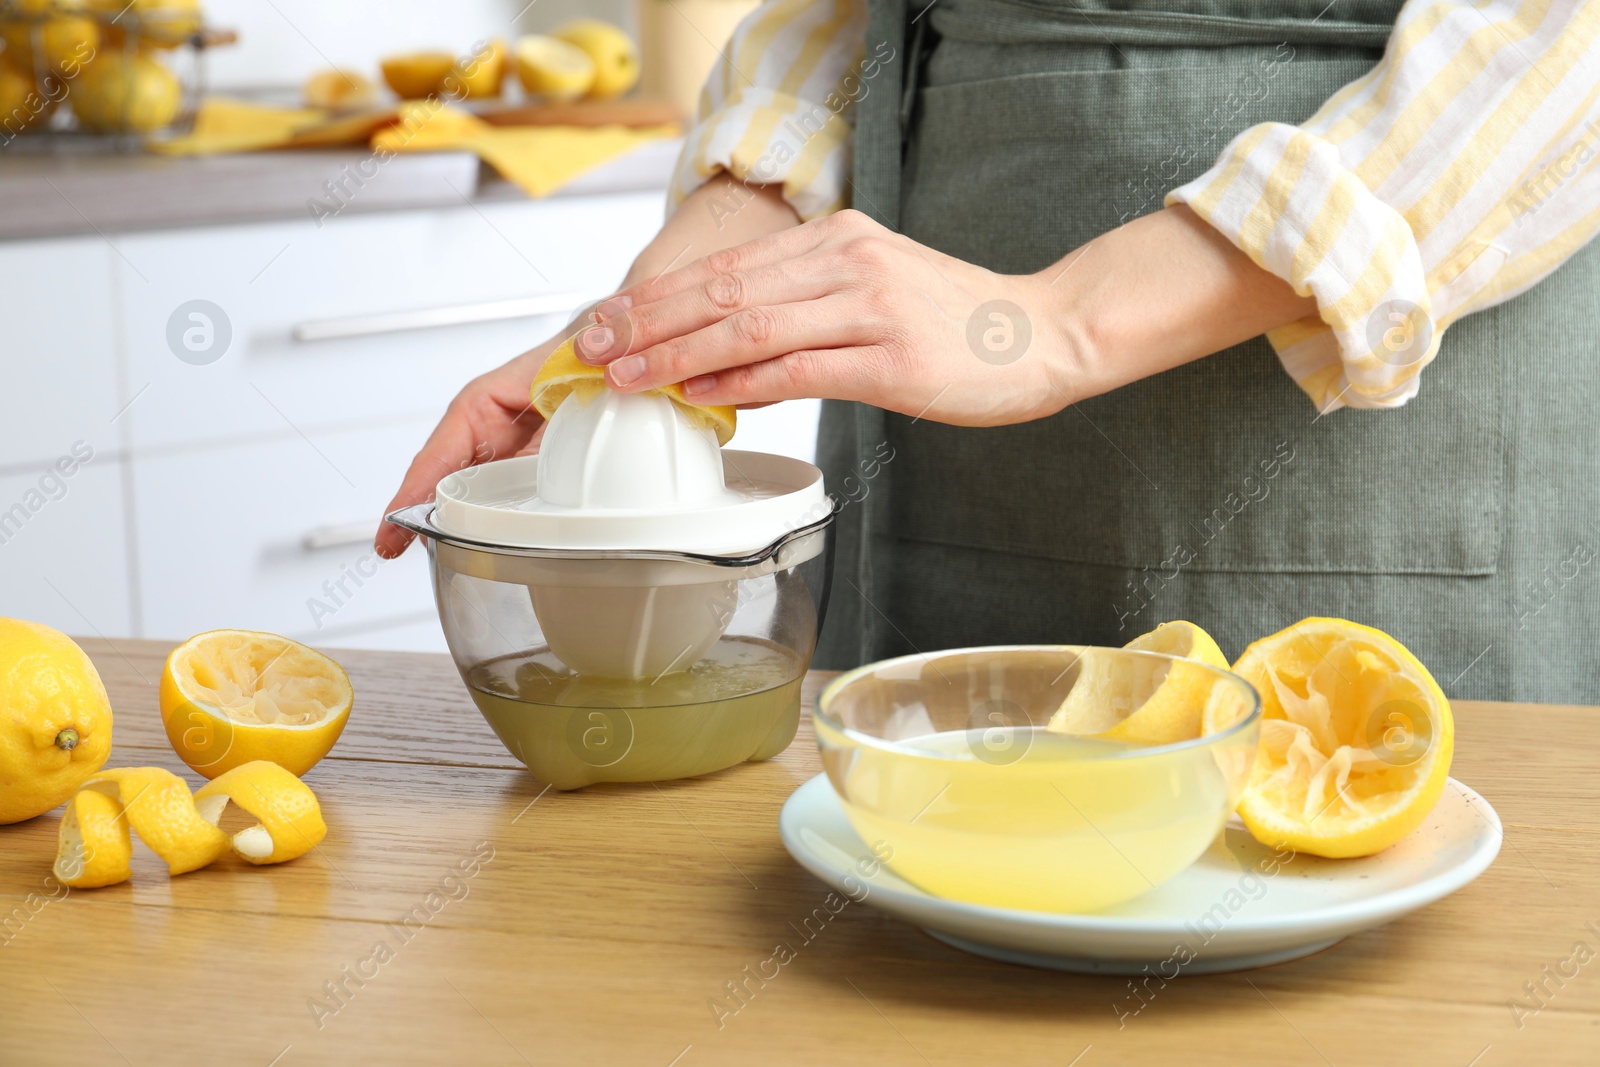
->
[2,639,1596,1066]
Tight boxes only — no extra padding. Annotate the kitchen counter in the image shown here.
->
[0,135,682,241]
[1,638,1594,1065]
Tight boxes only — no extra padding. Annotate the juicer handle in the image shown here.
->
[302,521,381,551]
[292,292,592,343]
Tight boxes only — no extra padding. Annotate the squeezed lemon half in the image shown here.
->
[1047,620,1232,746]
[160,630,352,779]
[532,336,738,445]
[1230,618,1454,858]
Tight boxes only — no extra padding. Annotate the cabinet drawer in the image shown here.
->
[0,237,122,469]
[0,455,131,636]
[132,419,440,642]
[114,193,664,450]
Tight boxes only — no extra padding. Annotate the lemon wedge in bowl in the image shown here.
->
[160,630,352,779]
[1047,620,1232,745]
[1230,618,1454,858]
[532,336,737,446]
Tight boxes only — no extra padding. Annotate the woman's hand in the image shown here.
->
[576,206,1319,424]
[577,209,1080,427]
[374,175,802,559]
[373,339,556,559]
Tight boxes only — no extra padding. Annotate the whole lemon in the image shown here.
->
[0,62,57,133]
[0,619,113,824]
[70,51,181,132]
[0,15,100,74]
[552,20,639,100]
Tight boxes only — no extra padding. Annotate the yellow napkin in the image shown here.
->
[371,102,679,198]
[153,98,330,155]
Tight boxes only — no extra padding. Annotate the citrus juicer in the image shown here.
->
[386,387,835,790]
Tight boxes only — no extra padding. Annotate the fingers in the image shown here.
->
[681,345,898,408]
[578,255,844,367]
[614,219,834,310]
[607,294,869,393]
[373,395,540,559]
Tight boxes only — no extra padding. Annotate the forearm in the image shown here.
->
[1046,205,1318,404]
[623,175,802,288]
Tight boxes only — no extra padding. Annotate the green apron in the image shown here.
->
[816,0,1600,703]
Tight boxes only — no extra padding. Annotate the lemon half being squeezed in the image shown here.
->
[160,630,352,779]
[532,336,737,445]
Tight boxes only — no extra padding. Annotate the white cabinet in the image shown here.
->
[113,193,665,451]
[0,457,132,636]
[131,418,439,645]
[0,236,123,468]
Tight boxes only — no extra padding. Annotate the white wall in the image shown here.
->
[202,0,632,92]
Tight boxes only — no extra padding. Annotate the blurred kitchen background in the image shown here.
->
[0,0,822,653]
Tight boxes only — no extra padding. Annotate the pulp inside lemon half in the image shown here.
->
[174,632,346,725]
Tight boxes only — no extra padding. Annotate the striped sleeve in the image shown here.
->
[666,0,868,221]
[1167,0,1600,412]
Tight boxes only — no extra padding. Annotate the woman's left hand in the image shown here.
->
[574,209,1081,427]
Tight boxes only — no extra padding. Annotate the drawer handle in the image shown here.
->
[303,522,380,551]
[293,292,591,343]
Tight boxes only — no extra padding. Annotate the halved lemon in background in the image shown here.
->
[1230,618,1453,858]
[1047,620,1231,745]
[551,19,639,100]
[514,34,595,101]
[532,336,737,445]
[379,50,456,99]
[160,630,352,779]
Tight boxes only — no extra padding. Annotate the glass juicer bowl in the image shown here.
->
[387,448,834,790]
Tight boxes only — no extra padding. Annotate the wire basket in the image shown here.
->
[0,1,235,148]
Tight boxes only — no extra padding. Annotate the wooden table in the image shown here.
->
[2,639,1596,1066]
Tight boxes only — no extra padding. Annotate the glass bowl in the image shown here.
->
[814,646,1261,913]
[387,503,834,789]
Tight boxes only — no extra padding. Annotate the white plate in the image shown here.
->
[779,774,1501,975]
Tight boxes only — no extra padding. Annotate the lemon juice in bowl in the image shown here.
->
[814,646,1261,913]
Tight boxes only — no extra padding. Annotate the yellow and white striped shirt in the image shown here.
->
[667,0,1600,412]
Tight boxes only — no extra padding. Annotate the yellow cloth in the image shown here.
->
[371,102,680,198]
[153,98,331,155]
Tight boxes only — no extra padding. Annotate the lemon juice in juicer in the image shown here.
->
[386,341,834,789]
